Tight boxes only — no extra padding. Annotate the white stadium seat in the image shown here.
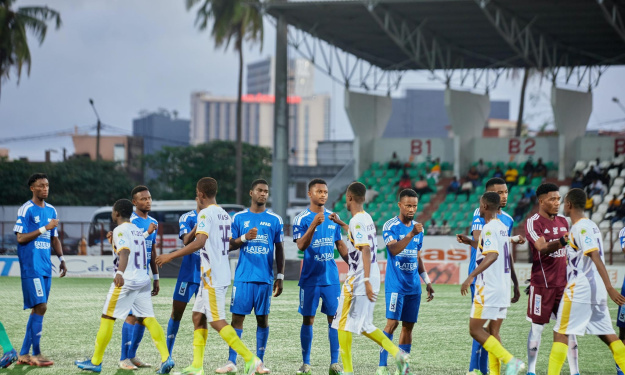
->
[608,168,619,179]
[592,212,604,223]
[620,169,625,177]
[600,161,612,169]
[596,203,608,215]
[609,186,622,196]
[574,160,586,171]
[599,220,612,230]
[592,195,603,206]
[614,177,625,187]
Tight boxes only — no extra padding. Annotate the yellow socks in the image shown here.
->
[547,342,568,375]
[338,330,353,373]
[91,318,115,365]
[191,329,208,368]
[364,329,400,358]
[488,352,501,374]
[219,325,254,362]
[142,317,170,362]
[610,340,625,369]
[483,335,513,365]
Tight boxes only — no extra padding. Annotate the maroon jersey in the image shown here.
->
[525,213,569,288]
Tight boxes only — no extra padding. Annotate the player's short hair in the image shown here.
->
[131,185,149,198]
[399,189,418,200]
[481,191,501,210]
[565,188,587,210]
[113,199,134,219]
[536,183,559,198]
[308,178,327,190]
[251,179,268,190]
[28,173,48,187]
[485,177,506,190]
[347,182,366,203]
[197,177,218,198]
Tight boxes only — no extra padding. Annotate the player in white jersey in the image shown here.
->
[328,182,411,375]
[461,192,525,375]
[156,177,264,375]
[547,188,625,375]
[75,199,174,373]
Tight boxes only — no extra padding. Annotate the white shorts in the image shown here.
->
[102,281,154,319]
[470,301,507,320]
[192,285,228,323]
[553,297,615,336]
[331,291,376,335]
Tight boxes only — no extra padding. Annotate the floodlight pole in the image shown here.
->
[89,98,102,161]
[272,13,289,222]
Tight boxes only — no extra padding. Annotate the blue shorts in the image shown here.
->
[617,284,625,328]
[21,276,51,310]
[385,291,421,323]
[230,282,272,316]
[298,284,340,317]
[173,279,200,303]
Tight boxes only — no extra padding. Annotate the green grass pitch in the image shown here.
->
[0,277,618,374]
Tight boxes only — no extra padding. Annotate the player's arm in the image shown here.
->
[50,235,67,278]
[359,244,376,302]
[296,212,324,251]
[533,235,567,255]
[335,240,349,263]
[230,227,258,250]
[273,241,285,297]
[587,250,625,305]
[115,248,130,287]
[456,230,479,248]
[417,253,434,302]
[155,233,207,267]
[509,252,520,303]
[16,218,59,244]
[150,238,160,296]
[182,224,197,246]
[387,222,423,256]
[461,251,498,296]
[328,213,349,262]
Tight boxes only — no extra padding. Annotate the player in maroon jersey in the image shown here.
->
[525,183,579,375]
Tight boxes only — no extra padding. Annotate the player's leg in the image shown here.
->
[167,280,198,356]
[617,284,625,375]
[320,284,341,374]
[397,293,420,355]
[338,330,353,374]
[468,283,486,373]
[526,285,549,375]
[332,289,354,374]
[548,295,589,375]
[22,276,52,367]
[0,321,17,368]
[567,334,579,375]
[120,314,134,363]
[486,319,504,375]
[379,291,401,373]
[254,283,272,363]
[91,315,117,366]
[600,334,625,371]
[217,281,251,374]
[128,314,148,367]
[298,285,320,374]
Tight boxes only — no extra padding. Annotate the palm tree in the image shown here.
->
[0,0,61,99]
[186,0,263,205]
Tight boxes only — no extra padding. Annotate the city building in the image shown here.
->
[247,57,315,97]
[132,110,190,156]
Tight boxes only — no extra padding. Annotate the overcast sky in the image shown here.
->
[1,0,625,162]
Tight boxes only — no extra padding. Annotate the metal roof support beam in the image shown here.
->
[597,0,625,43]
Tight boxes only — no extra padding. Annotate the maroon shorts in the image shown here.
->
[526,285,564,324]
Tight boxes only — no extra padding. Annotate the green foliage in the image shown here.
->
[0,158,134,205]
[144,140,272,203]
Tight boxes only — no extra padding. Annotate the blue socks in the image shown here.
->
[127,323,145,359]
[121,322,133,360]
[301,324,313,365]
[256,327,269,361]
[20,314,35,356]
[469,339,489,374]
[379,331,393,366]
[399,344,411,354]
[228,328,243,363]
[166,319,180,356]
[328,324,339,364]
[30,314,43,356]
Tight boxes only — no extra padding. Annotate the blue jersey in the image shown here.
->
[293,208,342,287]
[468,208,514,282]
[232,209,284,284]
[178,210,200,284]
[130,212,158,273]
[13,201,58,278]
[382,217,424,295]
[620,227,625,253]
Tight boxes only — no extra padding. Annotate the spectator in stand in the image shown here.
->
[571,171,584,189]
[388,152,402,170]
[476,159,489,178]
[439,220,451,235]
[493,166,504,178]
[467,166,480,187]
[504,165,519,185]
[428,158,441,182]
[523,187,537,205]
[429,219,439,235]
[585,191,595,217]
[523,157,534,178]
[447,176,460,194]
[414,175,433,196]
[612,201,625,225]
[459,178,473,198]
[608,195,621,213]
[365,186,379,204]
[398,170,412,194]
[588,178,606,199]
[533,158,547,178]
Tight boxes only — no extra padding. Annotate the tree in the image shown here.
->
[186,0,263,205]
[144,140,272,204]
[0,0,61,98]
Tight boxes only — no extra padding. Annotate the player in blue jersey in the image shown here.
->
[0,320,17,368]
[293,178,348,375]
[616,226,625,374]
[377,189,435,375]
[215,179,285,375]
[456,177,522,375]
[13,173,67,367]
[118,185,160,370]
[165,202,200,357]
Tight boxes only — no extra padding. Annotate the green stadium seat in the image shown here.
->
[441,162,452,171]
[419,194,432,204]
[371,162,381,170]
[456,194,468,203]
[444,194,456,203]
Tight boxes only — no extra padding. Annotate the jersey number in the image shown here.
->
[503,242,511,274]
[134,239,147,270]
[219,225,231,256]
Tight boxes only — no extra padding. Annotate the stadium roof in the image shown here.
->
[264,0,625,72]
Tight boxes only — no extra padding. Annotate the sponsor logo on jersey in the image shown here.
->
[584,236,592,244]
[484,239,492,247]
[562,227,568,232]
[485,231,492,236]
[260,221,271,227]
[553,227,559,235]
[314,253,335,262]
[581,229,587,235]
[33,278,44,297]
[34,216,40,223]
[356,232,363,239]
[534,294,542,316]
[179,281,188,296]
[244,221,250,228]
[389,292,398,312]
[231,286,236,306]
[328,225,335,230]
[395,260,418,271]
[544,229,550,234]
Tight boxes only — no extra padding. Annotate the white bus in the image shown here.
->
[87,200,244,255]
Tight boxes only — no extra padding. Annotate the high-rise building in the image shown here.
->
[132,110,190,156]
[246,57,315,97]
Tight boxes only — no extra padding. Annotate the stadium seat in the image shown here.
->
[608,168,619,179]
[592,195,603,206]
[456,194,468,203]
[573,160,586,171]
[614,177,625,188]
[599,220,611,231]
[591,212,604,223]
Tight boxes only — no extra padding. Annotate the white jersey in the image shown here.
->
[566,218,607,305]
[475,219,511,308]
[345,211,380,296]
[196,205,233,288]
[112,222,151,288]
